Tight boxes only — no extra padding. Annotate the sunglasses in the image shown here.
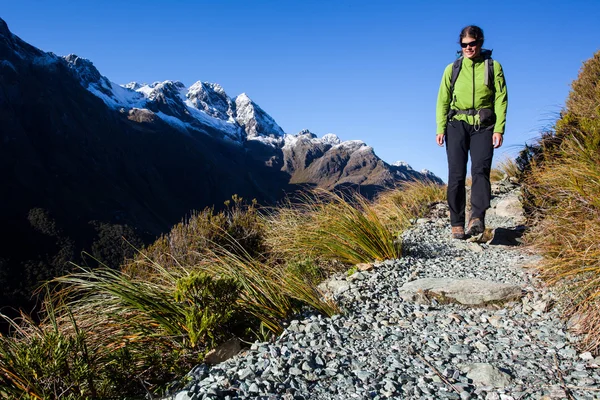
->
[461,40,480,48]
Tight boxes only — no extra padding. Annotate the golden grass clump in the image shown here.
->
[523,50,600,352]
[566,50,600,119]
[264,189,403,267]
[490,156,520,183]
[373,180,447,230]
[265,182,446,269]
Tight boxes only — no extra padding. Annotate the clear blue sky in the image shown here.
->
[2,0,599,180]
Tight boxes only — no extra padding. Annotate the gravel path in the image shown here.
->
[168,187,600,400]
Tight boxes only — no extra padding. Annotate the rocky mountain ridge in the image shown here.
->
[60,47,440,187]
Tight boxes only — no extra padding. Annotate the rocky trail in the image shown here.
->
[169,181,600,400]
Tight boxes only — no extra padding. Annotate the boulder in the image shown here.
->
[398,278,522,306]
[203,338,241,365]
[494,194,525,222]
[460,363,513,388]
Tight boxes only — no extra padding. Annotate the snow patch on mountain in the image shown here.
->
[282,131,371,156]
[393,161,414,170]
[322,133,341,145]
[124,82,143,91]
[155,111,190,133]
[332,140,367,152]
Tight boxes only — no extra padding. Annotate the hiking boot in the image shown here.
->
[466,218,485,236]
[451,226,466,240]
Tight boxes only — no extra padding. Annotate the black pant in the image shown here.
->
[445,120,494,227]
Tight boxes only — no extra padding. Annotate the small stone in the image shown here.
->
[237,368,255,380]
[579,351,594,360]
[488,316,503,328]
[475,342,490,352]
[558,348,577,358]
[460,391,472,400]
[499,395,515,400]
[354,370,373,382]
[301,361,312,371]
[248,383,260,393]
[449,345,470,355]
[348,271,367,281]
[356,263,374,271]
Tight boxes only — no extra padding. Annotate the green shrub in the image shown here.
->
[0,300,103,399]
[174,271,241,347]
[125,195,266,277]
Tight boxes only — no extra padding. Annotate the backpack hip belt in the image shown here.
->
[447,108,495,131]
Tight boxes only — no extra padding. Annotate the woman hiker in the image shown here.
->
[436,25,508,239]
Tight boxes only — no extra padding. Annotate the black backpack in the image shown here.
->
[449,49,495,95]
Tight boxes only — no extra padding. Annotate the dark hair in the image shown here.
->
[459,25,484,45]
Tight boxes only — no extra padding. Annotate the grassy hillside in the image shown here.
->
[0,183,445,399]
[520,50,600,352]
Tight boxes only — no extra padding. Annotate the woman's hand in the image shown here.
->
[436,134,445,146]
[493,133,503,148]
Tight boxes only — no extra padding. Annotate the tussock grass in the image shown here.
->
[265,189,403,267]
[373,180,447,228]
[496,156,520,181]
[490,156,520,183]
[205,244,338,334]
[265,182,446,269]
[523,50,600,352]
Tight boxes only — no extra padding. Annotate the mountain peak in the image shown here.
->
[63,54,113,97]
[234,93,285,139]
[124,82,143,90]
[321,133,341,145]
[236,92,251,102]
[63,54,101,80]
[393,160,413,170]
[0,18,10,38]
[187,81,233,120]
[298,129,317,138]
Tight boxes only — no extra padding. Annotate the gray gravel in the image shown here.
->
[167,186,600,400]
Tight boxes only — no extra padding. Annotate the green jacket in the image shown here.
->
[436,56,508,135]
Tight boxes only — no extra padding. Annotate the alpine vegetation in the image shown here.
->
[521,50,600,352]
[0,184,446,399]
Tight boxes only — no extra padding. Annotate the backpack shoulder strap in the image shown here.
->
[450,57,462,94]
[484,57,495,91]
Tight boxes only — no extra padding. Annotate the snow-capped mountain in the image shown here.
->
[59,49,441,189]
[62,54,285,143]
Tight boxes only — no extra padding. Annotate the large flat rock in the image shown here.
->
[398,278,522,306]
[460,363,513,388]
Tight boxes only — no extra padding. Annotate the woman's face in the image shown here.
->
[461,35,481,59]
